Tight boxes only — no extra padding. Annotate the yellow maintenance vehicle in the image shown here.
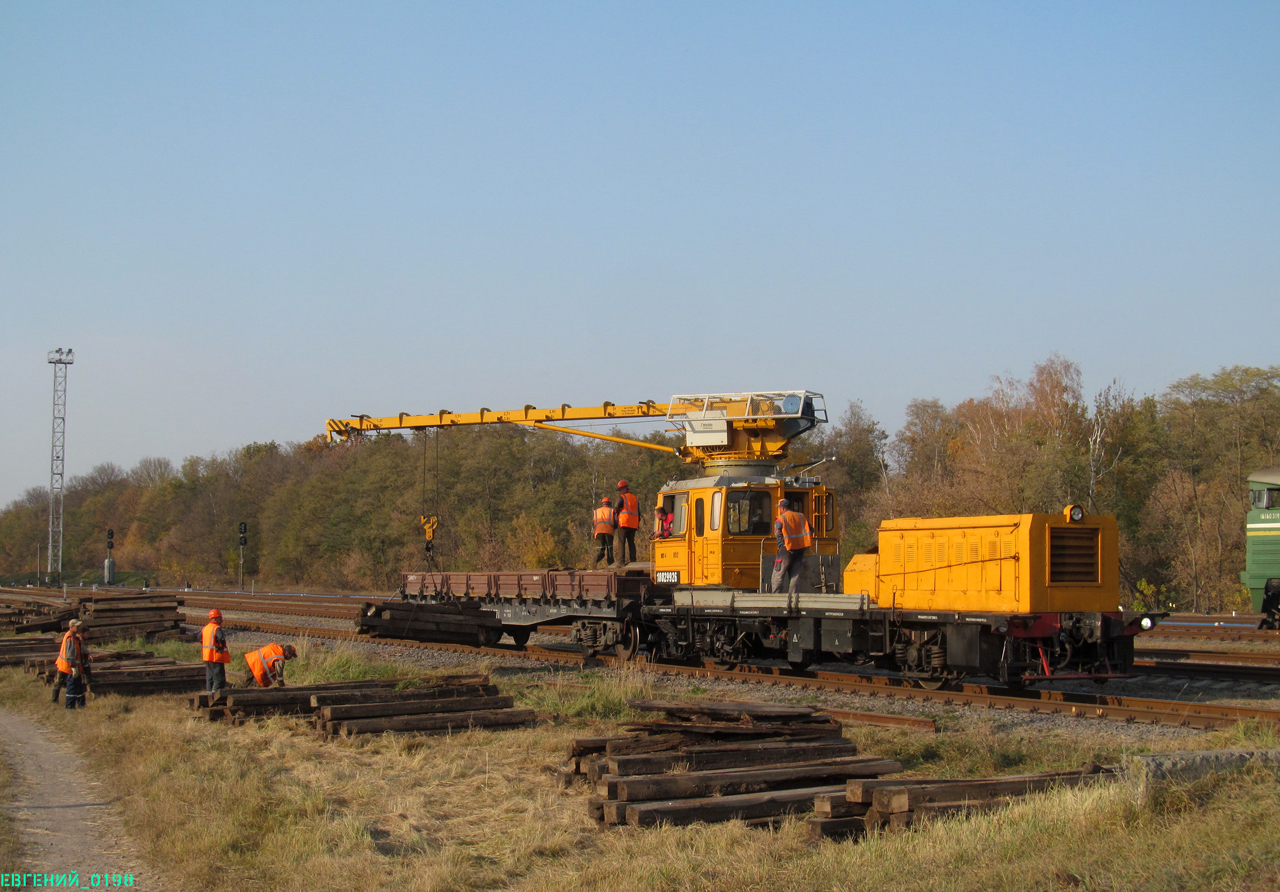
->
[327,391,1159,685]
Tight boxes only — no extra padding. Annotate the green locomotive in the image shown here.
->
[1244,467,1280,629]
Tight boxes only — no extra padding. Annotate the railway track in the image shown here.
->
[205,616,1280,731]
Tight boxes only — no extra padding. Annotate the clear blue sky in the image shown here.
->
[2,3,1277,506]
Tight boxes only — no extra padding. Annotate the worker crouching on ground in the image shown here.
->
[614,480,640,565]
[591,497,616,568]
[242,643,297,688]
[202,608,232,697]
[771,499,813,596]
[53,618,92,709]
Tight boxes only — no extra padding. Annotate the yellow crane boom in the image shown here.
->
[324,391,827,470]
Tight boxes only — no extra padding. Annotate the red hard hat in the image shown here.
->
[617,480,629,489]
[601,497,611,504]
[208,608,222,620]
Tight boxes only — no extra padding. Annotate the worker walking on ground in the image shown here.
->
[52,618,92,708]
[771,499,813,596]
[201,608,231,697]
[591,497,616,568]
[242,643,297,688]
[614,480,640,565]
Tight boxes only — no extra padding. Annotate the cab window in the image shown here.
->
[710,491,722,531]
[727,491,773,535]
[667,493,688,534]
[694,498,705,537]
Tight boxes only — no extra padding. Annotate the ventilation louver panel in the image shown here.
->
[1050,527,1099,583]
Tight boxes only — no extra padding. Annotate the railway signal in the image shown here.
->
[104,528,115,585]
[238,521,247,591]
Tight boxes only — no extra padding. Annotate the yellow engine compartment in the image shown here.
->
[843,510,1119,614]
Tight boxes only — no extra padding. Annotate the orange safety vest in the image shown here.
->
[617,492,640,530]
[202,622,231,663]
[245,643,286,687]
[55,630,86,675]
[778,510,813,551]
[592,506,616,537]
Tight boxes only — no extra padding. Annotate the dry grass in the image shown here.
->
[1,647,1279,891]
[0,746,21,869]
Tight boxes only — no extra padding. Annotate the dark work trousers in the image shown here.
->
[771,549,807,595]
[63,672,86,709]
[594,533,614,566]
[52,669,92,703]
[205,661,227,696]
[617,527,637,564]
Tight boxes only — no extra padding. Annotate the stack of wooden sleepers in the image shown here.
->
[0,589,70,630]
[189,674,536,737]
[569,699,904,829]
[73,590,186,642]
[807,764,1118,840]
[358,599,503,646]
[25,649,208,696]
[4,589,185,642]
[0,634,60,667]
[25,648,155,678]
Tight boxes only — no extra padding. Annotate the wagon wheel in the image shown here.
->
[613,623,640,662]
[478,628,503,647]
[508,627,531,648]
[916,677,948,691]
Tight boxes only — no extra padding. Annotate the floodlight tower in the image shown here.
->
[47,348,73,585]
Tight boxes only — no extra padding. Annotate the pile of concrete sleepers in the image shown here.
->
[569,699,903,829]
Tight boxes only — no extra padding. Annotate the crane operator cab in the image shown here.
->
[649,392,843,602]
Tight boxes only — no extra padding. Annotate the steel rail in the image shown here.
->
[208,617,1280,730]
[1142,626,1280,644]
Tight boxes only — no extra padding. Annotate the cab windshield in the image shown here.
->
[726,491,773,535]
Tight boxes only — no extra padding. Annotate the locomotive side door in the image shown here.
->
[692,496,707,584]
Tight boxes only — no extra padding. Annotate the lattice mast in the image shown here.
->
[47,348,73,584]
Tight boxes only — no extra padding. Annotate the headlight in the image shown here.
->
[1069,505,1084,522]
[1140,616,1154,631]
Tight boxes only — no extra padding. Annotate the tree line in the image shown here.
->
[2,356,1277,612]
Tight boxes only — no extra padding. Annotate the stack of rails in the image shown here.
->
[191,674,536,736]
[811,764,1118,840]
[569,699,904,829]
[3,589,185,642]
[358,600,504,646]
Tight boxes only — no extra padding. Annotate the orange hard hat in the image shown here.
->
[208,608,222,620]
[601,497,611,504]
[617,480,629,489]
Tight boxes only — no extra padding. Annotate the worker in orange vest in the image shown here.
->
[614,480,641,565]
[53,618,92,708]
[202,608,232,697]
[771,499,813,596]
[591,496,616,568]
[243,643,297,688]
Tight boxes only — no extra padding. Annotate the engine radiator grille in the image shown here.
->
[1049,526,1100,584]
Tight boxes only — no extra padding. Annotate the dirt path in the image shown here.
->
[0,706,171,890]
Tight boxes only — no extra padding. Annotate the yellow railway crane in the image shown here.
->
[325,391,840,592]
